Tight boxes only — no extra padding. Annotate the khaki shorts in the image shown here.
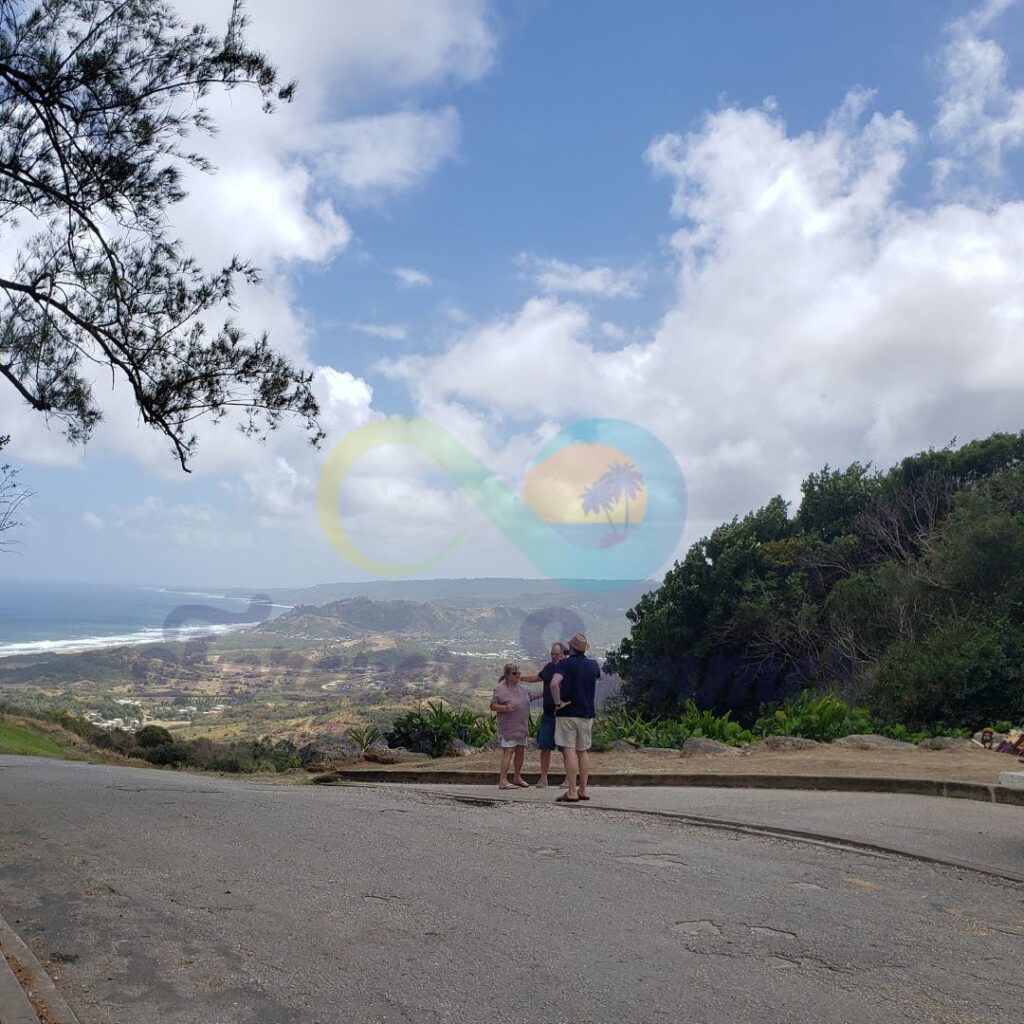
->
[554,716,593,751]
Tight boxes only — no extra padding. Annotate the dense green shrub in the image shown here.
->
[135,724,174,747]
[754,690,873,742]
[387,702,496,757]
[594,703,754,749]
[869,617,1024,729]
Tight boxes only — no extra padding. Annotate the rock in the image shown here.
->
[635,746,680,757]
[481,737,502,751]
[679,737,740,757]
[610,739,638,752]
[444,738,477,757]
[385,747,432,763]
[298,734,361,771]
[831,734,916,751]
[917,736,975,751]
[360,741,415,765]
[759,735,821,753]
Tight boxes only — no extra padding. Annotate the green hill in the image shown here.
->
[0,719,67,758]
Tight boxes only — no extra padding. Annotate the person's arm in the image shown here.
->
[490,688,512,713]
[550,672,566,709]
[519,673,542,683]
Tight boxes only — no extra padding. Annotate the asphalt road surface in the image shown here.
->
[1,756,1023,1024]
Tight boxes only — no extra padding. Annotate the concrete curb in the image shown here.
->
[0,912,80,1024]
[314,768,1024,806]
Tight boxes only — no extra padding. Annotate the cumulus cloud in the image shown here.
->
[2,1,497,573]
[352,322,410,341]
[396,62,1024,563]
[522,255,644,298]
[933,0,1024,190]
[312,107,461,201]
[394,266,433,287]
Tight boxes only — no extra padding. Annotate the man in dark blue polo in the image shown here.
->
[521,640,565,787]
[549,632,601,803]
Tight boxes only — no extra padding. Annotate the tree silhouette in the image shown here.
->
[580,460,645,545]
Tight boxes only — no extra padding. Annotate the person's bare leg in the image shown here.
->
[562,747,579,799]
[577,749,590,797]
[498,747,515,787]
[538,748,551,785]
[512,745,527,785]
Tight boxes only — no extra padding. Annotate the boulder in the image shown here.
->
[385,747,432,763]
[364,741,419,765]
[679,737,740,757]
[917,736,974,751]
[635,746,680,757]
[831,734,915,751]
[481,736,502,751]
[609,739,638,752]
[298,734,361,771]
[444,738,477,757]
[758,735,821,753]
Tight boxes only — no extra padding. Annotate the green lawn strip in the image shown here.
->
[0,720,68,758]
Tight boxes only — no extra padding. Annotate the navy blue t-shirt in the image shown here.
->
[553,652,601,719]
[538,661,559,715]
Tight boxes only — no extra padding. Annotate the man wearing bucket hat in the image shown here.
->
[549,632,601,803]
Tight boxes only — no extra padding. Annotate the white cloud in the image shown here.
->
[522,255,644,298]
[394,71,1024,563]
[82,511,104,531]
[352,322,409,341]
[933,0,1024,189]
[311,107,461,201]
[394,266,433,288]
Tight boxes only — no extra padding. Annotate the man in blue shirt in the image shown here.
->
[521,641,565,787]
[550,632,601,803]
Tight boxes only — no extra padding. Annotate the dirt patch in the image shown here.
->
[6,951,63,1024]
[332,743,1019,785]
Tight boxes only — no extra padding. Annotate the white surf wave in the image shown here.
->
[0,621,263,659]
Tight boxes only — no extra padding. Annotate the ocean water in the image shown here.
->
[0,581,289,658]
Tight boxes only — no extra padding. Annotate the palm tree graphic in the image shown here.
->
[580,461,645,546]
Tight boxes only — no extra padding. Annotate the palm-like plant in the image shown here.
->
[580,460,645,543]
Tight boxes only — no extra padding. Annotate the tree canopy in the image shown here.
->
[607,431,1024,729]
[0,0,322,470]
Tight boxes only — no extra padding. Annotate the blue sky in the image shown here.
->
[5,0,1024,588]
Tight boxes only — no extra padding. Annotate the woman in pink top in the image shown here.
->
[490,663,542,790]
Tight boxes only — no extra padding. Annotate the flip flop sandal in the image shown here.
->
[513,780,531,788]
[577,794,590,800]
[498,783,517,790]
[556,794,580,803]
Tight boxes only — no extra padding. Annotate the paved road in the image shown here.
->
[1,757,1023,1024]
[404,782,1024,879]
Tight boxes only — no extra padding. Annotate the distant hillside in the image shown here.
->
[215,577,657,608]
[258,596,529,644]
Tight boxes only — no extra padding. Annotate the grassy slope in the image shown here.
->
[0,719,68,758]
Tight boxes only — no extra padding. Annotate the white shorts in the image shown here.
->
[499,738,526,749]
[554,716,593,751]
